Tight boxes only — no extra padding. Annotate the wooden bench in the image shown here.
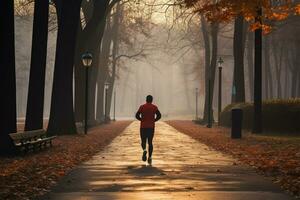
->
[9,129,57,153]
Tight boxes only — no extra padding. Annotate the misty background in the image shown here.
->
[14,2,300,121]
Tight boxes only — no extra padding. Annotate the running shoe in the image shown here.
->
[142,150,147,161]
[148,157,152,165]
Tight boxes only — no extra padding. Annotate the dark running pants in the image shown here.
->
[140,128,154,158]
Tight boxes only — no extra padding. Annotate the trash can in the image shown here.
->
[231,108,243,139]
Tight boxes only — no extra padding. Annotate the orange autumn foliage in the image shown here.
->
[295,4,300,14]
[181,0,300,33]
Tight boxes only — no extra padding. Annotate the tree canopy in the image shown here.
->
[181,0,300,33]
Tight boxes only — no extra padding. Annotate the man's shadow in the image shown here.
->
[127,165,166,177]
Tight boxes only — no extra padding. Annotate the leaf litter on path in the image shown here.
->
[167,120,300,198]
[0,121,132,200]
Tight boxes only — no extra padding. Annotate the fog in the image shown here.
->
[15,16,203,121]
[114,49,199,119]
[14,5,300,122]
[15,16,56,120]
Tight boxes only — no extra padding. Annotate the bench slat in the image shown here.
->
[9,129,56,154]
[21,129,45,139]
[9,133,23,140]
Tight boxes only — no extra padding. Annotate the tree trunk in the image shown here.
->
[84,20,104,126]
[262,38,267,100]
[0,0,17,155]
[47,1,82,135]
[253,8,263,133]
[289,68,297,98]
[74,0,99,123]
[96,75,105,121]
[272,39,283,99]
[96,42,111,123]
[207,22,219,122]
[289,63,297,98]
[87,44,101,125]
[294,39,300,97]
[77,0,110,125]
[201,16,211,122]
[25,0,49,131]
[96,49,110,123]
[232,15,246,103]
[284,64,289,98]
[288,61,298,98]
[106,4,121,117]
[74,25,85,122]
[287,39,298,98]
[297,71,300,97]
[263,35,273,99]
[95,18,113,122]
[246,31,254,101]
[283,47,290,98]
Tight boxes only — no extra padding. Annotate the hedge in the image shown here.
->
[219,98,300,133]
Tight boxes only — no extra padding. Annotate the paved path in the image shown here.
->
[43,122,293,200]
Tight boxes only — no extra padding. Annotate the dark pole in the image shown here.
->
[195,88,198,120]
[84,67,89,134]
[218,66,222,125]
[207,79,212,128]
[113,89,116,121]
[253,8,263,133]
[104,86,108,122]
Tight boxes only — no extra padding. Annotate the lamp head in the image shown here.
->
[105,82,110,89]
[218,57,224,67]
[82,52,93,67]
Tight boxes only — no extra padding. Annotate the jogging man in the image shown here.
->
[135,95,161,165]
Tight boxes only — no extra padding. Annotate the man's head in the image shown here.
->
[146,95,153,103]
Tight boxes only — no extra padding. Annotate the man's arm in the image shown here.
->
[135,111,142,121]
[155,110,161,122]
[136,106,143,121]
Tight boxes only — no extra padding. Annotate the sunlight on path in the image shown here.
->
[44,122,292,200]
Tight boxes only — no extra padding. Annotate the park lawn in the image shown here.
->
[0,121,132,200]
[166,120,300,198]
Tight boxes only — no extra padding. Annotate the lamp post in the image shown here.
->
[104,82,110,122]
[218,57,224,125]
[81,52,93,134]
[195,88,199,121]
